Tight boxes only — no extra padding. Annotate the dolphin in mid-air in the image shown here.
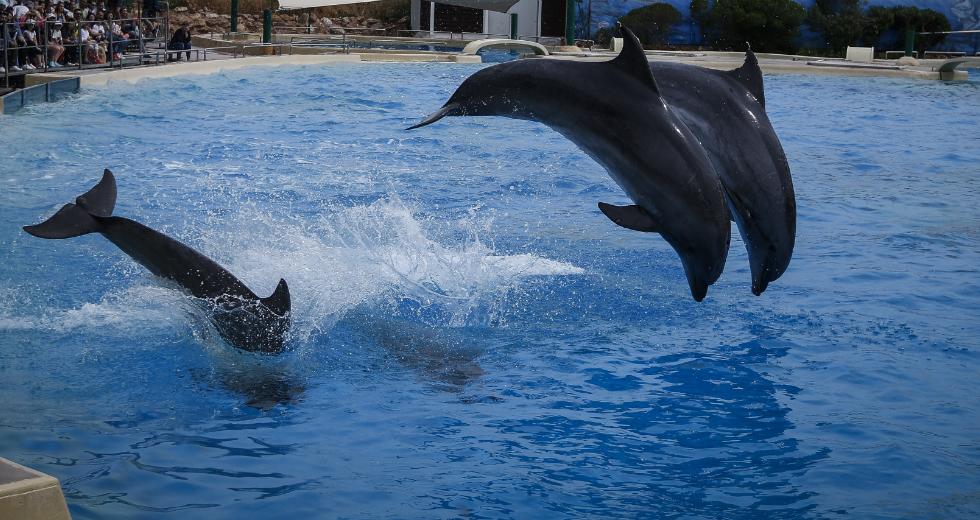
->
[409,27,730,301]
[650,52,796,295]
[23,170,291,353]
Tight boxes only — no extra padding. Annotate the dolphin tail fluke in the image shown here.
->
[23,170,118,239]
[23,203,103,239]
[75,169,117,217]
[260,278,291,317]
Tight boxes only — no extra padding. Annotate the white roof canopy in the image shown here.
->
[278,0,521,14]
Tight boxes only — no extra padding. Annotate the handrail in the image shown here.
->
[1,15,210,88]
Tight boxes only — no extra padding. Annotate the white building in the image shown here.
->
[408,0,568,41]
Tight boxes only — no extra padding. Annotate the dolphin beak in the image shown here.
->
[406,103,460,130]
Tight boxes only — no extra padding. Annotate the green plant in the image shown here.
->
[862,5,894,47]
[619,3,683,47]
[809,0,867,54]
[710,0,805,53]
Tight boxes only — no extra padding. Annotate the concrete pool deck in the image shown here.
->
[0,457,71,520]
[11,43,974,91]
[546,49,974,81]
[24,53,482,87]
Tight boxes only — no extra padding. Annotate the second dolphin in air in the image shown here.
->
[409,27,730,301]
[651,50,796,295]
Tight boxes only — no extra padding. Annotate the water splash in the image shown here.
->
[0,198,583,347]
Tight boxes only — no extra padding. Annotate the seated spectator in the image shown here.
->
[167,23,191,62]
[84,15,105,63]
[105,12,125,60]
[19,18,42,69]
[1,7,21,72]
[118,7,140,52]
[46,17,66,67]
[61,19,78,65]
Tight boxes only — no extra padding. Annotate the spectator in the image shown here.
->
[1,7,22,72]
[105,11,126,60]
[46,17,65,66]
[84,12,105,63]
[11,1,29,20]
[61,19,78,65]
[118,7,140,52]
[167,23,190,62]
[19,18,42,69]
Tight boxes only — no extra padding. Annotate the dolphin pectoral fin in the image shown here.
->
[260,278,291,317]
[23,203,103,239]
[610,24,660,93]
[727,44,765,107]
[598,202,661,233]
[406,102,461,130]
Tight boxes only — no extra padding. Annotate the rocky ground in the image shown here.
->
[168,7,410,37]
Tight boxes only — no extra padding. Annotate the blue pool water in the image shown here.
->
[0,65,978,518]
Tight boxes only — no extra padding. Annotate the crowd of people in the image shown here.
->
[1,0,166,74]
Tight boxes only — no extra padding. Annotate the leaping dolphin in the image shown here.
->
[408,27,730,301]
[650,52,796,295]
[23,170,291,354]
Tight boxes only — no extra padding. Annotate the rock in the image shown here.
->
[174,6,187,12]
[320,17,333,26]
[206,13,219,19]
[897,56,919,66]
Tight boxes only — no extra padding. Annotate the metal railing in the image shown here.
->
[288,36,351,53]
[3,17,171,88]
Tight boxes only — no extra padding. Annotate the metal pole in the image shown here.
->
[231,0,239,33]
[565,0,576,46]
[3,23,9,88]
[263,9,272,44]
[510,13,518,40]
[904,30,914,57]
[429,1,435,38]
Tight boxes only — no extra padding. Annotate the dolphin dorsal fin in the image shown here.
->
[610,25,660,93]
[728,45,765,107]
[75,169,117,217]
[261,279,291,317]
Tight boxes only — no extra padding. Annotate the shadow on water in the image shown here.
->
[344,309,486,391]
[203,363,307,411]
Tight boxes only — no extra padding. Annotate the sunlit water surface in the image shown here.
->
[1,65,978,519]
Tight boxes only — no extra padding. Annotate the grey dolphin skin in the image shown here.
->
[650,52,796,295]
[23,170,291,354]
[409,27,730,301]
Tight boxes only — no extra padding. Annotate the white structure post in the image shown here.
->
[429,1,436,37]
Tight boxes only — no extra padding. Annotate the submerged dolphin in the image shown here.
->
[409,27,730,301]
[23,170,291,353]
[650,52,796,295]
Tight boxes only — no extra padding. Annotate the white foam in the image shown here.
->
[2,198,582,344]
